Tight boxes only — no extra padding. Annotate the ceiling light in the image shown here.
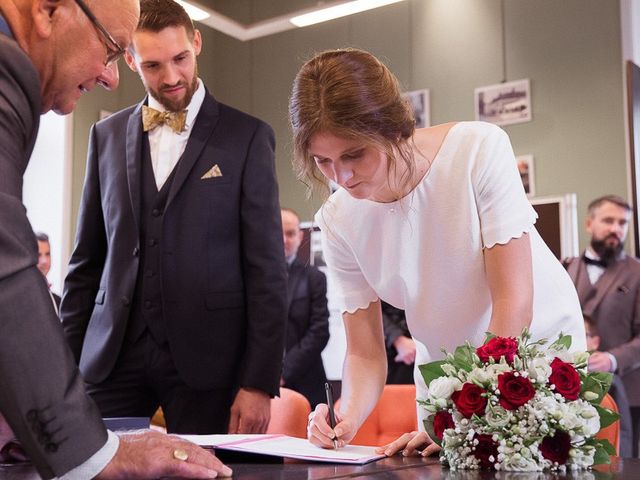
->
[290,0,405,27]
[177,0,210,21]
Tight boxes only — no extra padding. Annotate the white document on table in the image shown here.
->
[178,434,386,465]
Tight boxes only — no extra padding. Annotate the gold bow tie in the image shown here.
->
[142,105,187,133]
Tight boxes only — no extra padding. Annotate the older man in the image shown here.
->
[0,0,231,478]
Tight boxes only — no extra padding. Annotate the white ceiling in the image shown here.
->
[187,1,396,41]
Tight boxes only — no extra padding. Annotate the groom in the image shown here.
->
[62,0,287,434]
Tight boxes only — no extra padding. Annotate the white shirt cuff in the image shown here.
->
[605,352,618,373]
[58,430,119,480]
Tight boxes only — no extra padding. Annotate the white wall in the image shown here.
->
[621,0,640,65]
[23,112,73,296]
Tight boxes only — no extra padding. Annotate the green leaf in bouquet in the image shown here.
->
[594,405,620,429]
[423,416,442,447]
[600,438,617,456]
[451,344,476,372]
[580,376,605,404]
[584,438,615,465]
[581,372,613,404]
[483,331,497,344]
[592,444,612,465]
[549,333,572,351]
[591,371,613,393]
[419,360,446,386]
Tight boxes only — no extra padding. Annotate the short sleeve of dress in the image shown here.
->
[471,124,537,248]
[315,207,378,314]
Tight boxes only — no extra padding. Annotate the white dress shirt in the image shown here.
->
[584,248,606,285]
[147,79,206,189]
[57,430,119,479]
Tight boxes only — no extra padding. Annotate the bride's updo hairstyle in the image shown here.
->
[289,48,416,200]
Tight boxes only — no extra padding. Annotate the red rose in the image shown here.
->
[497,371,536,410]
[473,434,499,469]
[548,357,581,400]
[476,336,519,364]
[433,410,455,440]
[451,383,487,418]
[540,430,571,464]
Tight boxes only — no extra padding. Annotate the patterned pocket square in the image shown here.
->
[201,164,223,179]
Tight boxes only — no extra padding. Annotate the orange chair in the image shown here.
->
[266,387,312,438]
[337,384,418,446]
[152,388,311,438]
[595,393,620,456]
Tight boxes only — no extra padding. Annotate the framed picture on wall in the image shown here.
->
[402,89,430,128]
[475,79,532,126]
[516,154,535,197]
[530,194,579,260]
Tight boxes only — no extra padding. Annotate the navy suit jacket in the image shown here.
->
[61,90,287,395]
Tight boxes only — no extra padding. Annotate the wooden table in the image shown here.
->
[0,456,634,479]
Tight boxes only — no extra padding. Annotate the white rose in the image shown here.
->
[527,357,552,383]
[558,403,581,431]
[572,351,590,366]
[466,366,492,385]
[482,363,512,384]
[568,446,595,468]
[500,453,541,471]
[428,376,462,402]
[574,401,600,436]
[546,349,573,363]
[535,393,562,419]
[485,406,512,429]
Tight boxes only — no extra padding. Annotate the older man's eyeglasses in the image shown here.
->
[74,0,126,67]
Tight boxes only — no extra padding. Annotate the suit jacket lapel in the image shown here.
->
[166,92,220,208]
[582,256,626,316]
[126,102,145,233]
[568,259,594,304]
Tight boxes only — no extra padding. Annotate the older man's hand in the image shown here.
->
[96,430,232,479]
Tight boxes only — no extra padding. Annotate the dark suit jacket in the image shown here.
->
[282,259,330,407]
[381,301,414,385]
[61,91,287,395]
[0,34,107,478]
[565,254,640,405]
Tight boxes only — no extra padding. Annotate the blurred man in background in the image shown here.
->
[36,231,61,312]
[564,194,640,456]
[281,208,330,407]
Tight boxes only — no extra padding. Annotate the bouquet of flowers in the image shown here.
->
[419,328,618,472]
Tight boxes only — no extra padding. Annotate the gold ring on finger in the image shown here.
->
[173,448,189,461]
